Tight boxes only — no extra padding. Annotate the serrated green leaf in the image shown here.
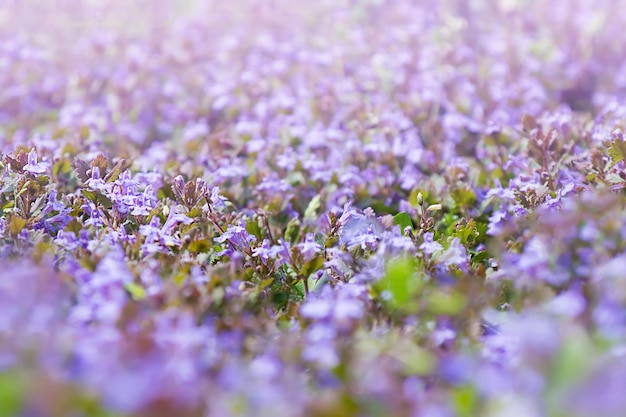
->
[187,207,203,218]
[453,219,480,246]
[608,139,626,163]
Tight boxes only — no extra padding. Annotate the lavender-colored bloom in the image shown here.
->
[337,204,383,248]
[215,219,256,252]
[487,210,508,236]
[437,238,469,271]
[162,205,193,232]
[420,232,443,255]
[23,148,47,174]
[300,298,333,320]
[546,290,586,317]
[210,186,228,209]
[252,238,273,265]
[563,359,626,417]
[297,233,321,262]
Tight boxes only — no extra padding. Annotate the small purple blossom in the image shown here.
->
[23,148,47,174]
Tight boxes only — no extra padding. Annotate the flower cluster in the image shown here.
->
[3,0,626,416]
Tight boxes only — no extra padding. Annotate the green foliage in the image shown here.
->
[304,195,321,221]
[81,190,113,209]
[124,281,146,300]
[608,138,626,163]
[188,239,212,254]
[377,256,423,312]
[388,339,436,375]
[245,219,263,240]
[451,385,479,417]
[426,291,467,315]
[0,371,25,417]
[451,187,477,208]
[301,255,325,278]
[452,219,486,247]
[393,212,413,235]
[285,218,301,245]
[8,215,26,236]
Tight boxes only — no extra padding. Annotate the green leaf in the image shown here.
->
[187,207,203,218]
[285,218,301,245]
[81,190,113,209]
[9,215,27,236]
[271,291,289,310]
[188,239,211,253]
[426,291,467,315]
[0,371,26,416]
[301,255,325,277]
[52,158,72,177]
[471,250,489,264]
[409,188,431,206]
[245,219,263,239]
[90,153,108,171]
[377,256,422,311]
[452,219,481,246]
[549,329,593,389]
[393,212,413,235]
[451,385,479,417]
[304,195,321,221]
[104,158,132,182]
[608,139,626,163]
[124,282,146,300]
[389,339,436,375]
[259,277,275,290]
[451,188,477,208]
[295,276,317,297]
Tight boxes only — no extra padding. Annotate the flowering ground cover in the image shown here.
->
[3,0,626,415]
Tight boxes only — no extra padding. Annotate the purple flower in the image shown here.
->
[337,204,383,248]
[437,238,469,271]
[297,233,322,262]
[23,148,47,174]
[209,186,228,209]
[215,219,256,252]
[420,232,443,255]
[162,205,193,232]
[546,290,586,317]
